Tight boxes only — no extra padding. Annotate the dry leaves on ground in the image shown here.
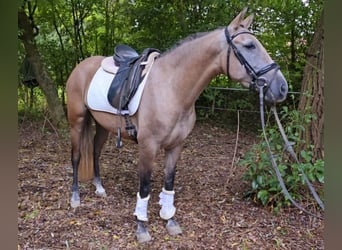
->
[18,120,323,249]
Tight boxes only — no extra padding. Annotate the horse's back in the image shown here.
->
[66,56,104,91]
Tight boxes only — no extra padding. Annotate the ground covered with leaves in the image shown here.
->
[18,118,323,249]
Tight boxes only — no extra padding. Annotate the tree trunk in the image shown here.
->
[298,10,324,161]
[18,9,66,127]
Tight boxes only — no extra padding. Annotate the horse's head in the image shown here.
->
[224,7,288,104]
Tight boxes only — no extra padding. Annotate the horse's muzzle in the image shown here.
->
[264,77,288,104]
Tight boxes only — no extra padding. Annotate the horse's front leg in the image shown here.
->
[133,144,156,243]
[159,145,183,236]
[92,123,108,197]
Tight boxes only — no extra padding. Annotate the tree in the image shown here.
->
[298,9,324,161]
[18,5,66,127]
[17,0,323,130]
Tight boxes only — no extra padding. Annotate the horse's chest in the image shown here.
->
[163,111,196,147]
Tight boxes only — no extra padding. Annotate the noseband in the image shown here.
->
[224,27,279,92]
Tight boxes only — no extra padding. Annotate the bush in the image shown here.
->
[239,106,324,213]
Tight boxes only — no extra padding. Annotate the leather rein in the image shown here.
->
[224,27,324,219]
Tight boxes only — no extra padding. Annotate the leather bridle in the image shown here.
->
[224,27,279,92]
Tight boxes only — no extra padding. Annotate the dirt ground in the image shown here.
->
[18,118,324,249]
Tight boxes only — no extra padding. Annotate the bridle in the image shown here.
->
[224,27,279,92]
[224,27,324,218]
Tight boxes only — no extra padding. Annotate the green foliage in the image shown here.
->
[128,0,235,51]
[18,85,49,124]
[18,0,323,121]
[239,106,324,212]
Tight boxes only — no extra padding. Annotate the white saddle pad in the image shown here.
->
[86,57,151,115]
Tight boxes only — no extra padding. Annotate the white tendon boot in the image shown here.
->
[133,192,150,221]
[159,188,176,220]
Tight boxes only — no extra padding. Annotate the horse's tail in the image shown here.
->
[78,111,94,181]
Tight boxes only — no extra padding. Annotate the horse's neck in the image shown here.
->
[158,29,226,108]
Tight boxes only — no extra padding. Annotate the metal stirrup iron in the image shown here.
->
[116,127,123,148]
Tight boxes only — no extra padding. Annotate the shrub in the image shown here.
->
[239,106,324,213]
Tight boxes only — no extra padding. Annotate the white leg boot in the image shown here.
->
[159,188,176,220]
[133,192,150,221]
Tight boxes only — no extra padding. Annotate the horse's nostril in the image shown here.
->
[280,83,288,96]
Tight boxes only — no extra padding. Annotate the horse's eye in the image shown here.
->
[244,43,256,49]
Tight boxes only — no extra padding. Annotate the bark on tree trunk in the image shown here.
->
[18,9,66,127]
[298,10,324,161]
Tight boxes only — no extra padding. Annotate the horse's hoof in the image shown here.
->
[136,231,152,243]
[166,218,182,236]
[136,220,152,243]
[70,199,80,208]
[71,192,80,208]
[95,190,107,197]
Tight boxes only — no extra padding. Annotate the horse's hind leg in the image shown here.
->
[159,145,183,235]
[69,110,94,207]
[69,116,86,208]
[70,139,81,208]
[92,122,109,197]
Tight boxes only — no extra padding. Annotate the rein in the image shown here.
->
[224,27,324,218]
[258,86,324,219]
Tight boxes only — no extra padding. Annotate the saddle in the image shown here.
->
[107,44,160,111]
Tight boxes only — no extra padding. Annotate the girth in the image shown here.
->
[107,45,160,111]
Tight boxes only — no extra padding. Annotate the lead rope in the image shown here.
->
[257,86,323,219]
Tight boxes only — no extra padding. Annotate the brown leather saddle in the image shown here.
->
[107,45,160,111]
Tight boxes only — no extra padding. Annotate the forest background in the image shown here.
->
[18,0,324,214]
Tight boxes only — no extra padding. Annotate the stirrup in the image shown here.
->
[116,127,123,148]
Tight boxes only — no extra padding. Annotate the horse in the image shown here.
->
[65,7,288,243]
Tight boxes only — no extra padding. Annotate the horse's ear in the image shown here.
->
[229,7,249,30]
[241,14,254,29]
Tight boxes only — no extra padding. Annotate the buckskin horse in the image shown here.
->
[66,8,288,243]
